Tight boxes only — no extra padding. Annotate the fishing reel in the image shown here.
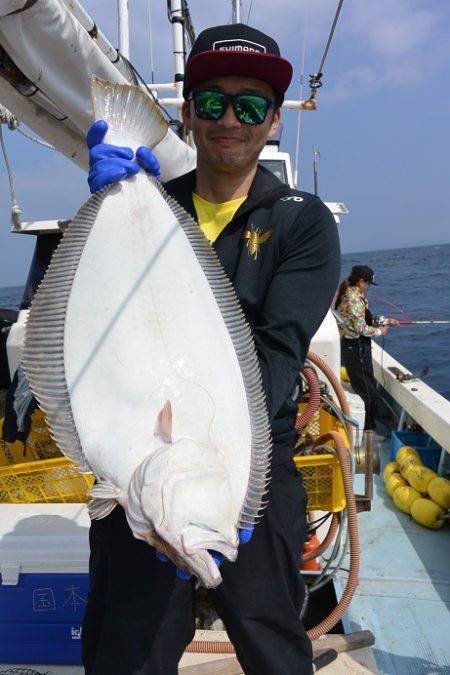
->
[373,315,388,327]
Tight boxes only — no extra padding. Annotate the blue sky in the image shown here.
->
[1,0,449,287]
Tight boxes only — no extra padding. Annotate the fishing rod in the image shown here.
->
[375,315,449,326]
[397,320,450,325]
[372,297,449,324]
[371,293,405,314]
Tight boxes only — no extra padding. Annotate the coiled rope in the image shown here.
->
[0,104,55,148]
[0,103,55,229]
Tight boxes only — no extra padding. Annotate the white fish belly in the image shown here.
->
[64,174,251,515]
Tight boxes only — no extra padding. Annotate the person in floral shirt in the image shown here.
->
[335,265,398,430]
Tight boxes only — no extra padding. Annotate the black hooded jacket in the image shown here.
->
[164,165,341,464]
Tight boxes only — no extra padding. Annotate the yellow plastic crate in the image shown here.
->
[0,409,62,467]
[0,457,94,504]
[294,453,346,513]
[296,404,350,447]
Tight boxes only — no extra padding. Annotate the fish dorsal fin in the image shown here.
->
[21,192,107,474]
[154,400,173,444]
[22,78,169,476]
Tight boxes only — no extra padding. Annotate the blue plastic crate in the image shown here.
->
[0,572,88,664]
[390,430,442,472]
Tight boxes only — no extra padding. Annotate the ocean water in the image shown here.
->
[1,243,449,400]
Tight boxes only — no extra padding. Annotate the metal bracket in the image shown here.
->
[354,430,379,512]
[388,366,429,383]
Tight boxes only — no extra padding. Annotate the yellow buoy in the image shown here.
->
[408,465,436,494]
[396,445,420,465]
[383,462,399,483]
[399,455,423,480]
[340,366,350,383]
[386,473,407,497]
[428,476,450,510]
[393,485,421,514]
[410,498,445,530]
[402,462,422,483]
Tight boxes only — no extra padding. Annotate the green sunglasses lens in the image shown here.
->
[192,91,271,124]
[194,91,226,120]
[235,95,269,124]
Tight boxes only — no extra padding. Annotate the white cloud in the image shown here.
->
[321,0,446,100]
[321,65,378,103]
[347,1,438,59]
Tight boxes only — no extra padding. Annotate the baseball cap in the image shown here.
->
[351,265,378,285]
[183,23,293,105]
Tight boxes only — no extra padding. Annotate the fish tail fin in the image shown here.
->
[91,76,168,152]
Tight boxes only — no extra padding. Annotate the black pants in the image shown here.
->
[82,461,312,675]
[341,337,378,430]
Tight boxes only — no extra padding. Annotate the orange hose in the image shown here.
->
[306,351,353,448]
[306,430,360,640]
[302,512,340,562]
[295,366,321,431]
[186,640,234,654]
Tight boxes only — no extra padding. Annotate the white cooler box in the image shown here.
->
[0,503,89,667]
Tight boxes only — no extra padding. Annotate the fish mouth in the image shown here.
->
[181,525,238,588]
[191,549,223,588]
[150,527,237,588]
[153,537,224,588]
[182,524,238,562]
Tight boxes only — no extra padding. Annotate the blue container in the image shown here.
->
[0,572,88,664]
[390,430,442,472]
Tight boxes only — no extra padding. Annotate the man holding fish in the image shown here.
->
[83,23,340,675]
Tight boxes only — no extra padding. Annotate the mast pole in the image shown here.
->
[232,1,242,23]
[169,0,186,99]
[117,0,130,60]
[147,0,155,83]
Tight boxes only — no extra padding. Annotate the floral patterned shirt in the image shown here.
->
[337,285,381,339]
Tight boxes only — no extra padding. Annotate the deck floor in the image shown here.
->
[343,440,450,674]
[179,647,378,673]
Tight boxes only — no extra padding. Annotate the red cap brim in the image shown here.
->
[185,51,293,97]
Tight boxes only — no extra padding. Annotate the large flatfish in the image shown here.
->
[22,77,271,588]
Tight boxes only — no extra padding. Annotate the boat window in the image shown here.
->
[259,159,288,184]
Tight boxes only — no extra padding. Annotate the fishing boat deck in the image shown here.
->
[343,438,450,674]
[178,642,378,673]
[0,442,448,673]
[179,631,378,675]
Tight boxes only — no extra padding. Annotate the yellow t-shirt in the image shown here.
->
[192,192,247,243]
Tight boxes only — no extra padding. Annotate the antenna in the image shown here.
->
[313,145,320,196]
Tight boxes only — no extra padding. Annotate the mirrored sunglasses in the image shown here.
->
[190,90,274,125]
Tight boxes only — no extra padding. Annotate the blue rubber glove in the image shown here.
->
[87,119,160,194]
[239,524,254,545]
[155,525,254,579]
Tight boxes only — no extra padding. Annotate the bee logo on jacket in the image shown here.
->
[243,226,272,260]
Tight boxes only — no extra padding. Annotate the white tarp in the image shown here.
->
[0,0,195,179]
[0,75,88,169]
